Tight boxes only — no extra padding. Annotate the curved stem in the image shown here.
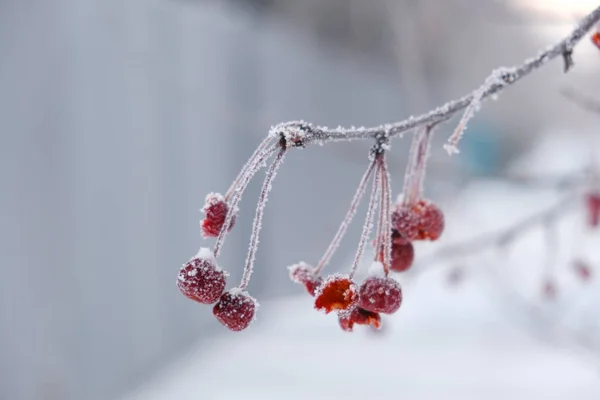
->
[213,144,278,258]
[349,163,380,279]
[239,148,287,290]
[315,159,377,275]
[225,136,275,201]
[380,155,393,275]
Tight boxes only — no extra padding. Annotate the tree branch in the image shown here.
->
[272,5,600,147]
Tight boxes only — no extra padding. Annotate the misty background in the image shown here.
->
[1,0,600,399]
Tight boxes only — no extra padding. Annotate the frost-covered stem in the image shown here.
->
[239,148,287,290]
[315,159,377,274]
[225,136,276,201]
[380,155,393,275]
[444,88,484,155]
[402,125,433,207]
[283,5,600,146]
[214,144,278,258]
[373,160,386,264]
[349,163,380,279]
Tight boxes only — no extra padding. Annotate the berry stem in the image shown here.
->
[379,155,393,275]
[315,159,377,275]
[402,125,433,207]
[214,144,278,258]
[373,159,386,264]
[225,136,276,201]
[349,161,380,279]
[239,148,287,290]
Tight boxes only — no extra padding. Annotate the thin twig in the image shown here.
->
[407,195,577,278]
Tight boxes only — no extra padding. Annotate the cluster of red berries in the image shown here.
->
[177,193,259,331]
[289,263,399,332]
[178,125,447,333]
[289,192,444,332]
[177,133,291,332]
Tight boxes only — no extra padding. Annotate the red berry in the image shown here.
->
[314,274,359,314]
[201,193,236,237]
[338,307,381,332]
[358,276,402,314]
[213,289,258,332]
[592,32,600,51]
[390,231,414,272]
[585,192,600,228]
[289,262,323,296]
[573,260,592,282]
[177,250,227,304]
[392,199,444,241]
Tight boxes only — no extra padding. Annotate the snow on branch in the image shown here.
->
[270,5,600,150]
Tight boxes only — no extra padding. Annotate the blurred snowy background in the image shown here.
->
[1,0,600,399]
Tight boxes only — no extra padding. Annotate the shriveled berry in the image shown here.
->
[201,193,236,237]
[392,199,444,241]
[585,192,600,228]
[573,260,592,282]
[288,262,323,296]
[213,289,258,332]
[358,276,402,314]
[391,231,414,272]
[339,307,381,332]
[314,274,358,314]
[177,250,227,304]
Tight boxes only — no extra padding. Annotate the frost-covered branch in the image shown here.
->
[409,195,577,278]
[271,5,600,149]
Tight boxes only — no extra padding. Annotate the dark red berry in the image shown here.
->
[314,274,358,314]
[585,192,600,228]
[358,276,402,314]
[289,262,323,296]
[201,193,236,237]
[573,260,592,282]
[390,231,414,272]
[213,289,258,332]
[177,250,227,304]
[392,199,444,241]
[338,307,381,332]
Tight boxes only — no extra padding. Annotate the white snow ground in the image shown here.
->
[122,134,600,400]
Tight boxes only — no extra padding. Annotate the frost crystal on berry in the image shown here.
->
[338,307,381,332]
[213,289,258,332]
[314,274,358,314]
[177,251,227,304]
[358,276,402,314]
[392,199,444,241]
[201,192,236,237]
[288,262,323,296]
